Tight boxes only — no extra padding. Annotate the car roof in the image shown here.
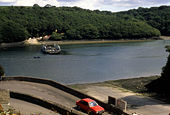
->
[82,98,95,103]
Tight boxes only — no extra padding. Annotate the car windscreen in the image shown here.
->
[89,101,98,107]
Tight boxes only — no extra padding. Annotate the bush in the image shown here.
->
[146,46,170,99]
[0,21,29,43]
[0,65,4,76]
[49,32,63,41]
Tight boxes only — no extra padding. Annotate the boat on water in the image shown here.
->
[41,44,61,54]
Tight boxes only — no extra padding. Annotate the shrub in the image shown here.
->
[49,32,63,41]
[0,65,4,76]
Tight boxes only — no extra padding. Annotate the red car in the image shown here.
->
[76,98,105,115]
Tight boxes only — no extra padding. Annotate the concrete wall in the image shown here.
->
[3,76,129,115]
[0,89,10,104]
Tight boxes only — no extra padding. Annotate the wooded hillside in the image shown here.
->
[0,5,163,43]
[119,5,170,36]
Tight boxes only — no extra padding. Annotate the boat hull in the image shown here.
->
[41,44,61,55]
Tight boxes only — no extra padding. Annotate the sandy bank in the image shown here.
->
[160,36,170,40]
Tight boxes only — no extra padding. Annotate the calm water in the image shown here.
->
[0,40,170,84]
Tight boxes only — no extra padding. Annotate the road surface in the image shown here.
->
[0,80,109,115]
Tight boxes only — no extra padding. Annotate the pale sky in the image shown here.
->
[0,0,170,12]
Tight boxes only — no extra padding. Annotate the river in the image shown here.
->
[0,40,170,84]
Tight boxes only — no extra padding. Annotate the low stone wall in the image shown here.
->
[10,91,86,115]
[0,89,10,104]
[3,76,129,115]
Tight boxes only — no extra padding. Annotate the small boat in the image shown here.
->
[33,56,40,59]
[41,44,61,54]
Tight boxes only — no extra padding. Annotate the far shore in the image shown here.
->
[41,39,154,45]
[0,39,156,48]
[1,35,170,48]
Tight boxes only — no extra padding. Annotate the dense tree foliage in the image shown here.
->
[0,65,4,76]
[0,21,29,43]
[119,5,170,36]
[146,46,170,99]
[49,32,64,41]
[0,5,161,43]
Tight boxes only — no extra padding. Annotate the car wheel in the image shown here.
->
[88,111,94,115]
[77,105,81,110]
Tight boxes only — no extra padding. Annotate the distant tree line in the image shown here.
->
[0,5,164,43]
[119,5,170,36]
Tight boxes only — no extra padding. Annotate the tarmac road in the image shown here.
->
[0,80,79,107]
[0,80,110,115]
[0,80,79,114]
[10,98,60,115]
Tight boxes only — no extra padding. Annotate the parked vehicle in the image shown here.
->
[76,98,105,115]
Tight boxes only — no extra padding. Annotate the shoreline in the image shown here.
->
[0,39,155,48]
[69,75,160,91]
[41,39,155,45]
[1,35,169,48]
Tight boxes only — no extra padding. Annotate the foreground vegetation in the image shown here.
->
[146,46,170,102]
[0,65,4,77]
[0,5,163,43]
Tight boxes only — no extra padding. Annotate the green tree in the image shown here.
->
[146,46,170,99]
[66,29,82,40]
[0,21,29,43]
[0,5,163,42]
[49,32,63,41]
[33,4,40,8]
[0,65,5,79]
[79,24,99,39]
[118,5,170,36]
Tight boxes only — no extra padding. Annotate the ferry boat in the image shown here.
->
[41,44,61,54]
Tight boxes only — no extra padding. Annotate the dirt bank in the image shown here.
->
[160,36,170,40]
